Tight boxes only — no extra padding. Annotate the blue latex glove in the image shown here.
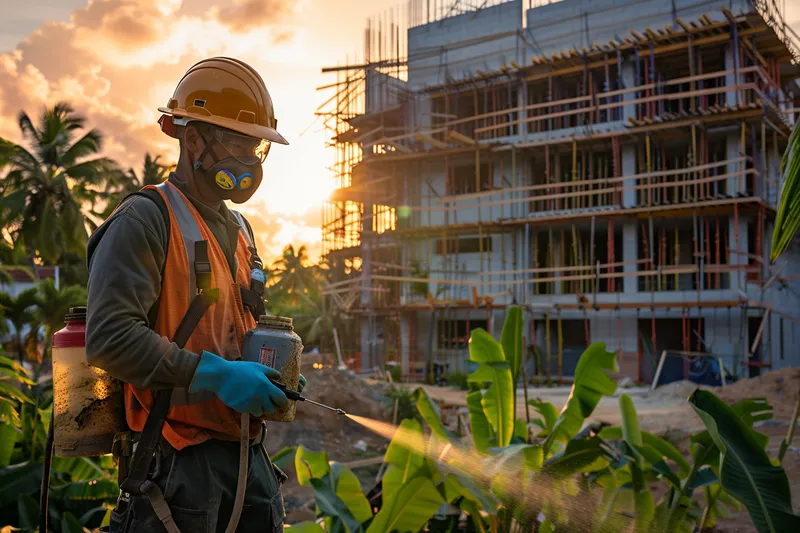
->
[298,374,307,394]
[189,351,288,416]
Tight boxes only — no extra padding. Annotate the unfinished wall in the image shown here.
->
[408,0,523,89]
[524,0,752,57]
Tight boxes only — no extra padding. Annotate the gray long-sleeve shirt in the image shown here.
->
[86,176,244,389]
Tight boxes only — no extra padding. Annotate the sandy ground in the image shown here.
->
[275,365,800,531]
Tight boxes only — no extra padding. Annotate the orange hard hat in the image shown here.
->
[158,57,288,145]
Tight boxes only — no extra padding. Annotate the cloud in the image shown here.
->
[210,0,289,33]
[0,0,328,264]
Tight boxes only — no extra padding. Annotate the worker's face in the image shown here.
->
[183,124,266,204]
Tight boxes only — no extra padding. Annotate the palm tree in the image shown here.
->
[33,278,87,364]
[268,245,320,307]
[0,102,119,265]
[94,152,170,222]
[0,288,39,363]
[771,121,800,262]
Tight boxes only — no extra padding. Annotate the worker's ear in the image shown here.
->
[183,124,205,160]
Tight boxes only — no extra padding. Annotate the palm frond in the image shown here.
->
[62,129,104,167]
[771,122,800,262]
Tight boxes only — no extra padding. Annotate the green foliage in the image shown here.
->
[265,311,797,533]
[689,390,800,532]
[544,342,617,454]
[366,476,444,533]
[384,384,421,424]
[771,120,800,262]
[441,372,469,390]
[467,329,514,448]
[500,306,523,393]
[1,102,120,266]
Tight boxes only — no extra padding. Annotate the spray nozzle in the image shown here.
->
[270,379,346,415]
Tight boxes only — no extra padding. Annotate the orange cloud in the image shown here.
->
[211,0,290,33]
[0,0,328,263]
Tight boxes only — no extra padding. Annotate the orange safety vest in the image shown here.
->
[125,181,261,450]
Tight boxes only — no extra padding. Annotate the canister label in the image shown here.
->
[259,347,277,368]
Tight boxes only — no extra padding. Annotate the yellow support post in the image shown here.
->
[545,312,551,381]
[557,311,564,383]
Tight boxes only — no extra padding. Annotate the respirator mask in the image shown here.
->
[193,125,271,204]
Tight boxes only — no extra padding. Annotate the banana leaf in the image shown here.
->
[528,399,558,434]
[501,306,524,392]
[413,388,450,442]
[619,394,654,533]
[17,493,39,530]
[0,461,41,507]
[366,476,444,533]
[61,511,89,533]
[598,427,690,476]
[544,343,617,454]
[541,437,613,479]
[285,522,326,533]
[50,478,119,501]
[270,446,297,471]
[295,446,330,487]
[468,329,514,448]
[689,389,800,533]
[310,478,364,532]
[330,462,372,523]
[466,390,493,453]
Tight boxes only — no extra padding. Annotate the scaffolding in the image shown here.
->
[318,0,800,382]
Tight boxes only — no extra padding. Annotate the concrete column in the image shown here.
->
[361,229,374,370]
[400,315,411,376]
[724,44,739,107]
[726,130,742,196]
[553,238,563,295]
[623,223,638,294]
[728,215,749,292]
[621,57,636,121]
[622,145,637,208]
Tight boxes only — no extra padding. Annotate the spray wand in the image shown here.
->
[270,379,346,415]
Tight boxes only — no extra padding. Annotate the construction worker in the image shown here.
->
[87,57,301,533]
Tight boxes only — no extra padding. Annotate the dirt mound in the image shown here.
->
[716,367,800,419]
[265,366,388,455]
[648,379,704,402]
[264,367,391,520]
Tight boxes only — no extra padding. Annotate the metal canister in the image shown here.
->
[242,315,303,422]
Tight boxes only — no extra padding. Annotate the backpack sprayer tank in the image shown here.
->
[51,306,125,457]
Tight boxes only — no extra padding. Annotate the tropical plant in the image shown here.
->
[93,152,171,223]
[771,121,800,261]
[0,288,40,363]
[286,306,800,533]
[769,126,800,468]
[33,279,87,365]
[0,102,119,265]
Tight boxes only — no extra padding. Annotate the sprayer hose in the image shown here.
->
[224,412,250,533]
[39,408,54,532]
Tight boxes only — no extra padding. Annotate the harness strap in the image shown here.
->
[119,286,218,498]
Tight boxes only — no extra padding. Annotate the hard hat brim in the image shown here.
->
[158,108,289,146]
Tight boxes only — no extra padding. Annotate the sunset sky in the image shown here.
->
[0,0,400,263]
[2,1,799,264]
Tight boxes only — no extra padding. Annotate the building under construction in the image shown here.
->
[318,0,800,385]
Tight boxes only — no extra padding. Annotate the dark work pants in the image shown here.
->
[109,439,286,533]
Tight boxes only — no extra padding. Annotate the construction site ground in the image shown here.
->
[272,365,800,531]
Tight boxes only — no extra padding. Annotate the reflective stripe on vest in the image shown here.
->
[230,210,254,250]
[157,182,202,304]
[156,183,216,407]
